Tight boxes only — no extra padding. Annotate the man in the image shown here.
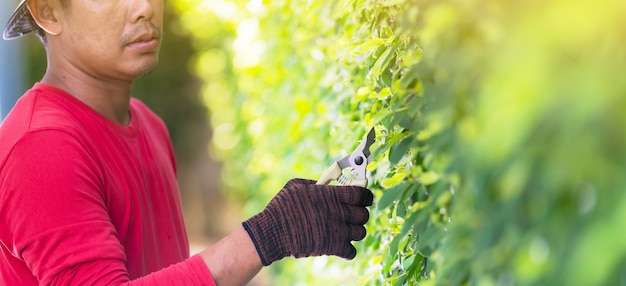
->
[0,0,373,285]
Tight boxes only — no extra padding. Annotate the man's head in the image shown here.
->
[3,0,163,80]
[4,0,70,43]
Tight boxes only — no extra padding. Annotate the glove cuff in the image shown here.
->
[242,221,271,266]
[242,209,286,266]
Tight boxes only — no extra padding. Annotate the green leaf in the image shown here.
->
[381,171,407,188]
[404,205,421,229]
[394,274,408,286]
[390,210,419,250]
[406,254,425,281]
[379,87,392,99]
[351,38,387,56]
[378,183,409,210]
[390,136,414,164]
[419,171,440,186]
[368,108,393,127]
[403,255,417,271]
[396,201,407,217]
[371,46,395,79]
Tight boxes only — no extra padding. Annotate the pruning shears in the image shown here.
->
[316,128,376,187]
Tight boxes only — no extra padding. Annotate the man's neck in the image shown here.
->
[41,69,133,126]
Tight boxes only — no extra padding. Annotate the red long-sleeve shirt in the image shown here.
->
[0,83,215,285]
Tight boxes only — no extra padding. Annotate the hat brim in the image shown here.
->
[3,0,36,40]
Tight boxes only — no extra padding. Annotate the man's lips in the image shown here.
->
[127,38,159,52]
[126,32,160,52]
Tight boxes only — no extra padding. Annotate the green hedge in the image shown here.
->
[174,0,626,284]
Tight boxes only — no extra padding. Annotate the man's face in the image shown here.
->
[52,0,163,80]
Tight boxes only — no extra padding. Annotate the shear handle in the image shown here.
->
[316,161,368,187]
[316,162,342,185]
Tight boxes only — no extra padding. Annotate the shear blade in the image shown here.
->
[337,128,376,178]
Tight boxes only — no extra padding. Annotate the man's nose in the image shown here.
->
[129,0,158,23]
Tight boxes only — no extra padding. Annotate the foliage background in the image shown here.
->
[171,0,626,285]
[21,0,626,285]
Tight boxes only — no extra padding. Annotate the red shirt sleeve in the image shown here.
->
[0,130,215,286]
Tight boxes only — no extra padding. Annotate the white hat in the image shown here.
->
[3,0,36,40]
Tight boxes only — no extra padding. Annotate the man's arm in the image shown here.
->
[200,226,262,286]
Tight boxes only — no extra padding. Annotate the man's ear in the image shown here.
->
[27,0,63,36]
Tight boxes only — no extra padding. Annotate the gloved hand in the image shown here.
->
[242,178,374,266]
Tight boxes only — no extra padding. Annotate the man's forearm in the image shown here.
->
[200,226,263,286]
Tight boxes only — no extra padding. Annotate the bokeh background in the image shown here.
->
[2,0,626,285]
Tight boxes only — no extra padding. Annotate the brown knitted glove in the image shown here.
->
[242,178,374,266]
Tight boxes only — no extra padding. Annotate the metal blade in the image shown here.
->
[336,127,376,180]
[361,127,375,159]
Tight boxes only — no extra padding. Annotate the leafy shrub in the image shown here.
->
[174,0,626,284]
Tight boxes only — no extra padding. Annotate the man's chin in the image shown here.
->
[137,62,159,78]
[128,58,159,80]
